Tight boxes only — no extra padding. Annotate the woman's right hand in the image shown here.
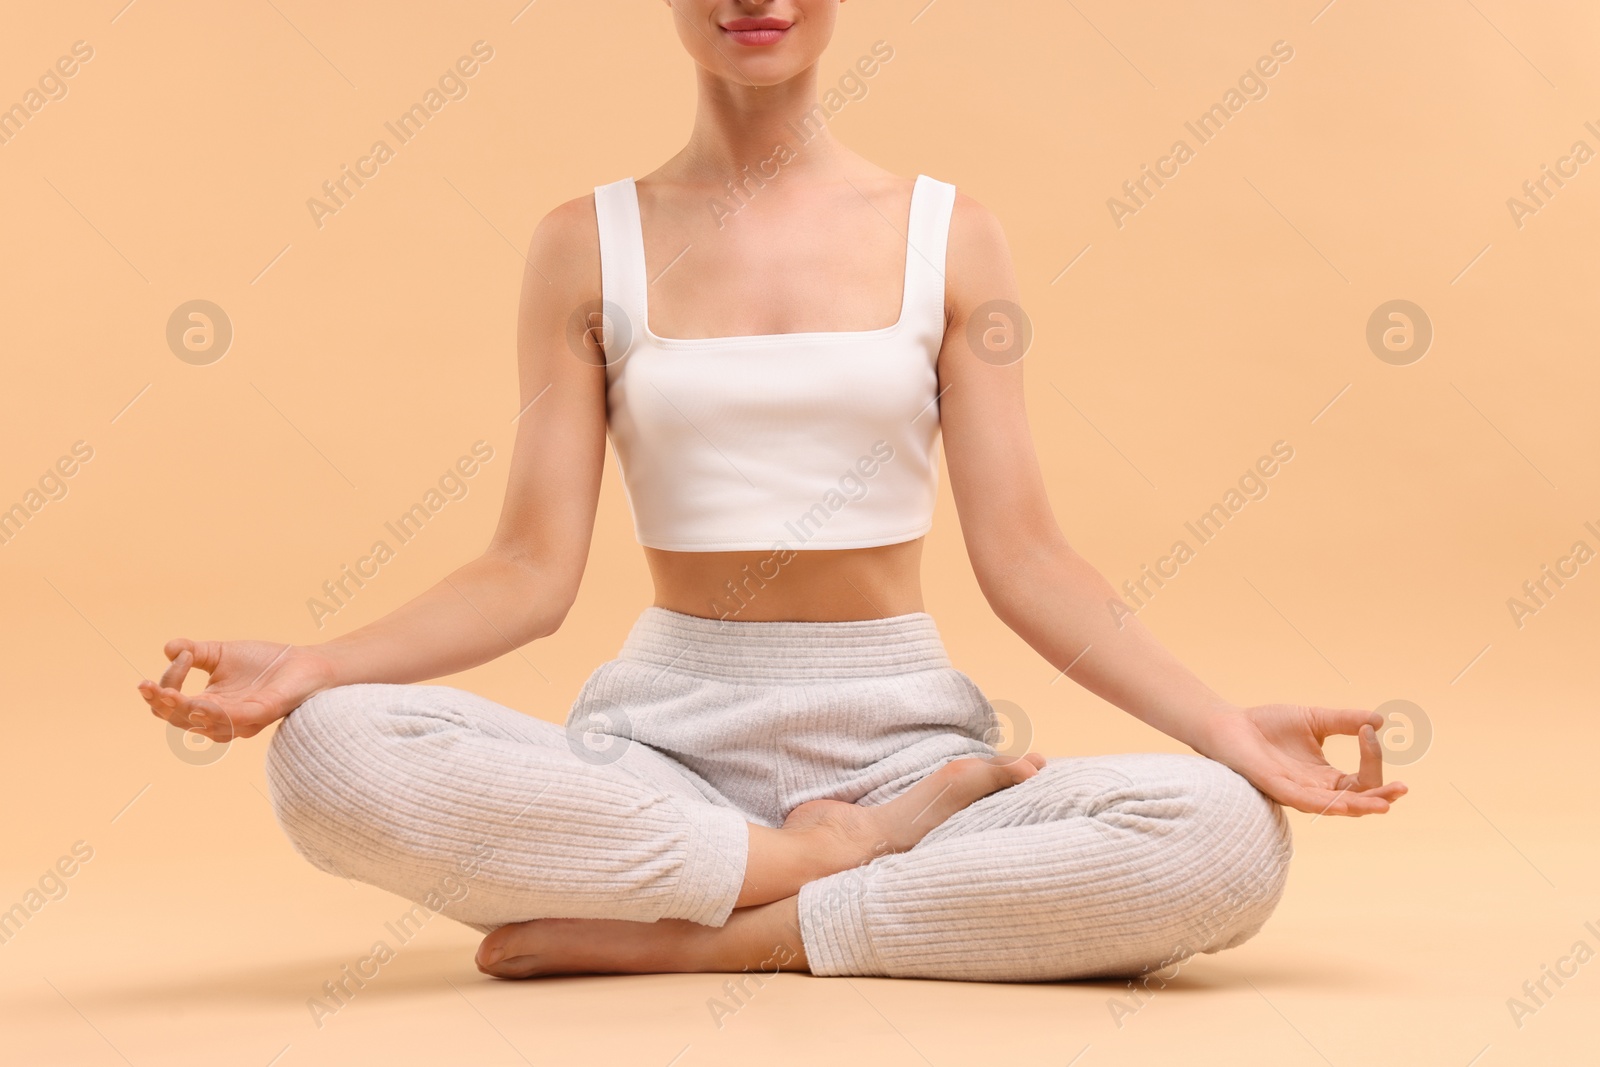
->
[137,639,338,742]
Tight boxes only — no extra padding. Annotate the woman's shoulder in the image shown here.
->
[526,180,630,257]
[536,187,603,238]
[863,169,1011,287]
[940,186,1017,320]
[899,171,1003,241]
[517,189,605,298]
[941,182,1001,232]
[942,184,1010,264]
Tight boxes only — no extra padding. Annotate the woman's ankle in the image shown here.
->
[738,813,878,907]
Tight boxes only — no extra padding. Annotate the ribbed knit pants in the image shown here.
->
[264,607,1293,982]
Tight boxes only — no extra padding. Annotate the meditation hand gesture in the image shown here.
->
[137,639,334,743]
[1199,704,1409,817]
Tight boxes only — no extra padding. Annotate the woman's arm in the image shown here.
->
[138,194,610,740]
[936,192,1406,817]
[305,194,610,686]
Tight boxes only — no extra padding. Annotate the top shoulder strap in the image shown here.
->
[592,178,647,347]
[903,175,957,331]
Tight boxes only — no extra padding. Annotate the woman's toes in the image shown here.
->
[876,755,1030,845]
[946,755,1026,795]
[477,922,536,972]
[476,937,507,970]
[980,751,1046,783]
[479,953,540,979]
[1011,752,1046,778]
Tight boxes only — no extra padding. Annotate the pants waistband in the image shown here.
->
[617,606,953,681]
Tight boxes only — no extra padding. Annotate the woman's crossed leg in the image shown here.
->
[478,752,1294,982]
[263,682,1042,957]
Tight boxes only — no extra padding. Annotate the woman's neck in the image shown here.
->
[666,63,852,183]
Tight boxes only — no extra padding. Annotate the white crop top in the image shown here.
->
[592,173,957,552]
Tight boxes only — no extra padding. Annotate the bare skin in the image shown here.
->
[477,899,809,978]
[138,0,1407,982]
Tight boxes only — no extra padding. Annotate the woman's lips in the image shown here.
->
[725,27,787,45]
[721,20,791,46]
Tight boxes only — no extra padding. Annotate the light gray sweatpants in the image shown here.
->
[265,607,1293,982]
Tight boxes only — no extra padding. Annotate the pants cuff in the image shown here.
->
[798,866,885,976]
[666,801,749,927]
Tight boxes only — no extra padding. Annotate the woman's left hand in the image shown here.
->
[1195,704,1409,816]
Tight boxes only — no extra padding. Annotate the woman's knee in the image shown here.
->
[1189,753,1292,859]
[1175,754,1294,951]
[267,684,402,781]
[264,684,419,860]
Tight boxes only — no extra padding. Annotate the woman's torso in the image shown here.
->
[611,165,948,622]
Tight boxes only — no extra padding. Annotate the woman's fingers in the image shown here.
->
[1327,724,1409,797]
[137,680,175,718]
[181,639,226,675]
[144,684,194,726]
[179,700,236,742]
[1310,706,1384,742]
[154,638,226,690]
[138,682,239,741]
[1299,780,1408,816]
[157,647,193,691]
[1354,723,1384,791]
[1370,781,1408,802]
[1287,780,1387,816]
[1270,769,1407,816]
[177,696,233,739]
[191,702,238,741]
[141,638,239,739]
[1327,792,1391,816]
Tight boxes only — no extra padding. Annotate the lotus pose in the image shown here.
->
[138,0,1405,982]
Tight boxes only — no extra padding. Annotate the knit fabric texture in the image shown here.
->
[265,607,1293,980]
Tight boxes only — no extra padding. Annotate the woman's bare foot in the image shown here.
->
[734,751,1047,908]
[477,898,805,979]
[784,751,1047,861]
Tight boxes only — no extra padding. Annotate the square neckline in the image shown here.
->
[628,174,928,349]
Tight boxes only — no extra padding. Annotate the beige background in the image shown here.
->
[2,1,1596,1064]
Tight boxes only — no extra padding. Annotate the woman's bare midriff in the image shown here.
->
[644,538,926,622]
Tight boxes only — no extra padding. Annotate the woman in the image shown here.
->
[137,0,1406,983]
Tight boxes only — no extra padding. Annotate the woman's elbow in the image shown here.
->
[481,544,582,643]
[971,522,1069,611]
